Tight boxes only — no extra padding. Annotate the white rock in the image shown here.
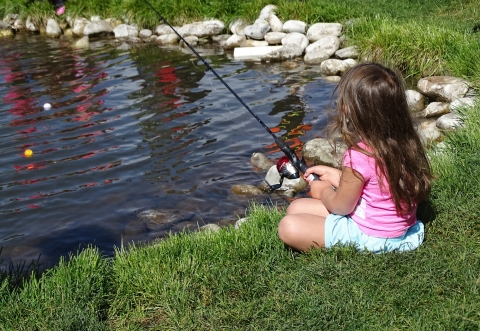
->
[26,16,39,32]
[243,40,269,47]
[305,35,340,57]
[303,138,346,167]
[436,113,464,130]
[306,23,343,41]
[46,18,62,38]
[264,31,286,45]
[422,102,450,118]
[229,18,249,35]
[343,58,357,68]
[420,120,442,143]
[155,24,177,35]
[180,35,199,48]
[449,97,475,113]
[262,44,304,61]
[283,20,307,34]
[320,59,350,76]
[224,34,246,49]
[72,18,90,36]
[335,46,359,59]
[417,76,470,102]
[281,32,309,50]
[178,20,224,38]
[155,34,179,45]
[72,36,90,49]
[304,50,330,65]
[113,24,138,38]
[83,20,114,37]
[243,19,270,40]
[139,29,153,39]
[258,4,277,20]
[267,14,283,32]
[406,90,425,113]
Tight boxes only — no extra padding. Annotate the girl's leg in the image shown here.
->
[278,198,329,251]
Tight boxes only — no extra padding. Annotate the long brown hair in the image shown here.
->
[327,62,433,213]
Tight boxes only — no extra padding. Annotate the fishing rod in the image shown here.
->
[142,0,319,188]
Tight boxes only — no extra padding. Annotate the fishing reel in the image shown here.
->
[265,155,301,192]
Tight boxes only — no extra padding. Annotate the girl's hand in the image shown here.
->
[304,165,341,187]
[309,180,335,200]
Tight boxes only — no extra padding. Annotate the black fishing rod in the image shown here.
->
[142,0,319,186]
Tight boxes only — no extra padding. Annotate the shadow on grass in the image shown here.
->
[417,198,437,227]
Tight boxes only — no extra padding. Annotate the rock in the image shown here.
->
[13,18,25,31]
[262,43,304,61]
[282,32,309,50]
[229,18,249,35]
[335,46,359,59]
[306,23,343,41]
[323,76,342,83]
[243,40,269,47]
[139,29,153,39]
[320,59,350,76]
[46,19,62,38]
[72,36,90,49]
[155,34,179,45]
[267,14,283,32]
[0,21,13,37]
[224,34,246,49]
[305,35,340,57]
[264,165,308,192]
[303,138,346,167]
[211,34,230,46]
[421,102,450,118]
[250,152,274,171]
[231,184,264,195]
[283,20,307,34]
[406,89,425,113]
[155,24,177,35]
[244,19,270,40]
[343,58,358,68]
[83,20,114,37]
[113,24,138,38]
[180,35,199,48]
[264,31,286,45]
[304,49,330,65]
[436,113,464,130]
[417,76,469,102]
[234,45,283,60]
[258,4,278,20]
[419,120,442,143]
[72,18,90,36]
[3,13,18,25]
[26,16,39,32]
[178,20,224,38]
[234,217,249,229]
[449,97,475,113]
[199,223,221,233]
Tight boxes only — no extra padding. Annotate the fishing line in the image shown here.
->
[141,0,319,181]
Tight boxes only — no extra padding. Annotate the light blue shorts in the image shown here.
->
[325,214,424,254]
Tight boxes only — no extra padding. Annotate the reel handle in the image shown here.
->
[274,137,320,182]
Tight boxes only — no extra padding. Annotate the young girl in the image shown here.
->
[278,62,433,253]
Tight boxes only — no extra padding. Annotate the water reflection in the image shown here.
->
[0,34,336,268]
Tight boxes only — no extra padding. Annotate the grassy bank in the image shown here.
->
[1,100,480,329]
[1,0,480,83]
[1,0,480,329]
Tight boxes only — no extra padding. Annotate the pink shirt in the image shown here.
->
[343,144,416,238]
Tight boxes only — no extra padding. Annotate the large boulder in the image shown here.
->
[417,76,469,102]
[306,23,343,41]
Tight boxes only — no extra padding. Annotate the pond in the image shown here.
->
[0,34,337,267]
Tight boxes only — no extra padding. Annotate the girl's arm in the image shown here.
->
[309,167,364,215]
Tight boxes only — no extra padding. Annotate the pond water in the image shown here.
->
[0,34,337,267]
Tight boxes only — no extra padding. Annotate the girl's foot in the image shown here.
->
[56,5,65,15]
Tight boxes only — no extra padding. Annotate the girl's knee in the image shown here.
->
[277,216,296,243]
